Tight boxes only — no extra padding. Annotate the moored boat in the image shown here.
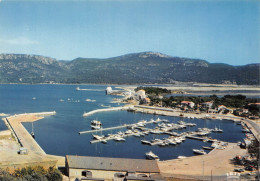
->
[193,149,207,155]
[91,120,102,129]
[145,151,159,160]
[141,140,151,144]
[203,146,213,150]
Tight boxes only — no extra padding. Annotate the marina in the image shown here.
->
[0,84,252,161]
[87,118,228,155]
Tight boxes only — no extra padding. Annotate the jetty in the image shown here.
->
[83,106,131,117]
[4,111,56,155]
[1,112,65,170]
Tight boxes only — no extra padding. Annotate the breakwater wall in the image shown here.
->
[82,106,132,117]
[7,111,56,119]
[4,111,56,155]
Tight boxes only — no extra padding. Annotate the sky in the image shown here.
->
[0,0,259,65]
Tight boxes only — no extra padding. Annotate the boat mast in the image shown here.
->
[31,122,35,138]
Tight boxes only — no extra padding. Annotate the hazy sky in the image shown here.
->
[0,0,259,65]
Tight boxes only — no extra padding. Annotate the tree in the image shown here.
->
[0,169,15,181]
[46,167,62,181]
[248,139,260,168]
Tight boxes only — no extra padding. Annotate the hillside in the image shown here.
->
[0,52,259,85]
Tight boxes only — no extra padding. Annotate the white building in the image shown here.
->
[106,87,113,94]
[135,89,146,100]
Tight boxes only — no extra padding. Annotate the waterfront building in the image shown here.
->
[181,101,195,108]
[201,101,214,109]
[218,105,227,111]
[65,155,162,181]
[106,87,113,94]
[143,97,151,105]
[135,89,146,100]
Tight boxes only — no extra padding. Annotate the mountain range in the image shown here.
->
[0,52,259,85]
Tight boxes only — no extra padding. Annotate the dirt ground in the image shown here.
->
[158,143,247,177]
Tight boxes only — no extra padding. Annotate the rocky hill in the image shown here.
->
[0,52,259,85]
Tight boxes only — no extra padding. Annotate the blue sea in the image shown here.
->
[0,84,246,160]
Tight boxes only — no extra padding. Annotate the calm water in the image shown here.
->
[0,84,246,160]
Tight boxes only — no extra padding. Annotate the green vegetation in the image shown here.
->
[0,53,259,85]
[135,86,171,95]
[148,94,257,108]
[246,104,260,116]
[0,166,62,181]
[146,94,259,116]
[248,139,259,169]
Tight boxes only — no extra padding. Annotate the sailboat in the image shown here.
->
[31,122,35,139]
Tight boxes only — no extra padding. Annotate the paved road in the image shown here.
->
[244,119,260,141]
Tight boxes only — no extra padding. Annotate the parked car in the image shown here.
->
[245,166,255,171]
[234,168,244,172]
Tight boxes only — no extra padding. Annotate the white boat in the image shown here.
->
[86,98,96,102]
[114,136,125,141]
[91,120,102,126]
[91,125,101,130]
[150,129,162,134]
[141,140,151,144]
[125,130,133,134]
[211,142,219,148]
[168,140,176,145]
[155,118,161,122]
[92,134,104,140]
[178,156,187,159]
[178,121,186,125]
[197,131,210,136]
[212,126,223,133]
[117,131,124,136]
[145,151,159,160]
[242,128,250,133]
[203,146,213,150]
[193,149,207,155]
[175,138,182,144]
